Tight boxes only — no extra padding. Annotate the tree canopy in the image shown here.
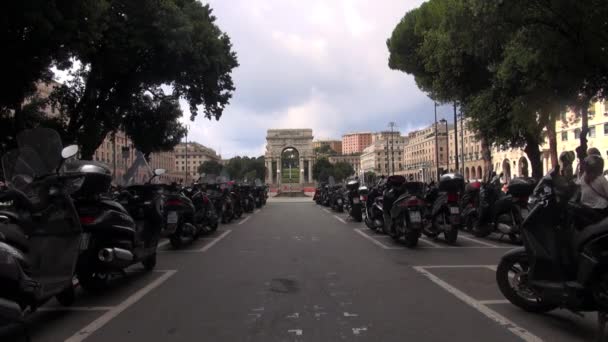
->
[197,160,224,176]
[313,158,355,182]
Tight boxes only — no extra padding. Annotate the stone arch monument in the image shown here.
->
[265,129,315,185]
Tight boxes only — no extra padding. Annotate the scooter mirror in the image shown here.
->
[154,169,166,176]
[61,145,79,159]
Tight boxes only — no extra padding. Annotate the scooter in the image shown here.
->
[389,180,425,247]
[0,128,83,319]
[163,183,199,248]
[70,161,161,291]
[495,166,608,340]
[343,179,363,222]
[363,178,386,232]
[423,173,464,244]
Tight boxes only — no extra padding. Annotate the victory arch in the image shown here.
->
[265,129,315,185]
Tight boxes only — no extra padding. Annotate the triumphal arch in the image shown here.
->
[265,129,314,185]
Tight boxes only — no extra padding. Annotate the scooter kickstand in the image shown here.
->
[597,311,607,342]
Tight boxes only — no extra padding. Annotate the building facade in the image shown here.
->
[402,123,448,182]
[173,142,221,181]
[328,155,361,175]
[360,134,406,176]
[342,132,372,155]
[447,118,485,181]
[312,140,342,154]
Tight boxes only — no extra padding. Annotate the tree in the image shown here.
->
[313,158,333,182]
[333,162,355,182]
[198,160,223,176]
[0,0,105,146]
[314,144,337,157]
[50,0,238,159]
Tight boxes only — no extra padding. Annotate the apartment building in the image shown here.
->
[401,123,448,182]
[342,132,373,155]
[173,142,221,181]
[359,134,406,176]
[313,140,342,154]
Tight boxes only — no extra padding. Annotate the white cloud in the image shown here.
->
[184,0,438,158]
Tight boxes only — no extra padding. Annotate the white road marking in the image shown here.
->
[322,208,331,214]
[333,215,347,224]
[479,300,510,305]
[197,229,232,252]
[459,235,499,248]
[248,313,262,318]
[252,307,264,311]
[157,239,170,248]
[413,266,542,342]
[486,265,498,271]
[314,312,327,318]
[64,270,177,342]
[343,312,359,317]
[354,228,399,249]
[352,327,368,335]
[238,216,251,225]
[286,312,300,319]
[288,329,303,336]
[339,302,352,306]
[254,209,261,214]
[416,264,497,269]
[39,306,113,312]
[419,237,441,248]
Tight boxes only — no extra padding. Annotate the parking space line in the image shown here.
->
[322,208,331,214]
[65,270,177,342]
[413,266,541,342]
[198,229,232,252]
[157,239,169,248]
[419,237,441,248]
[486,265,498,271]
[459,235,499,248]
[479,300,510,305]
[238,216,251,225]
[354,229,400,249]
[333,215,347,224]
[415,264,496,269]
[254,209,261,214]
[39,306,113,312]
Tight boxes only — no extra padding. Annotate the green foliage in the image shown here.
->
[224,156,265,182]
[387,0,608,178]
[197,160,224,176]
[314,144,337,156]
[312,158,354,182]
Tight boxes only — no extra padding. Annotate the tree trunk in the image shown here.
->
[480,136,492,182]
[523,135,543,180]
[546,115,558,168]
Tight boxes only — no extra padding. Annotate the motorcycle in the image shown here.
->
[162,183,200,248]
[0,128,83,318]
[363,177,387,232]
[229,181,244,219]
[423,173,464,244]
[313,182,326,205]
[461,180,481,231]
[202,175,234,224]
[343,178,363,222]
[253,179,266,208]
[386,178,425,247]
[183,183,218,234]
[69,155,162,291]
[495,165,608,339]
[238,182,256,213]
[473,173,534,243]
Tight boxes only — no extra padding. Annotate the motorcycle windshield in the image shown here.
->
[1,147,48,196]
[16,127,63,173]
[124,151,155,186]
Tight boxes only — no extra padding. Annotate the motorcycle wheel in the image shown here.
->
[78,272,108,293]
[403,230,419,248]
[364,214,375,230]
[142,253,157,271]
[170,235,182,248]
[464,212,478,232]
[444,227,458,244]
[56,284,75,306]
[496,251,557,313]
[352,206,362,222]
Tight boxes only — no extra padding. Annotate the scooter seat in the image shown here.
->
[574,215,608,253]
[0,223,29,253]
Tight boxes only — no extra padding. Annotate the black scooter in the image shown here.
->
[70,163,161,291]
[343,179,363,222]
[387,179,425,247]
[164,184,199,248]
[0,128,83,319]
[496,166,608,339]
[363,178,386,232]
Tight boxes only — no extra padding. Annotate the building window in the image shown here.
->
[561,131,568,141]
[590,126,596,138]
[574,128,581,139]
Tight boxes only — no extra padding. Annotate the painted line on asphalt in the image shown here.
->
[479,300,510,305]
[458,235,499,248]
[354,229,400,249]
[39,306,113,312]
[413,266,541,342]
[419,237,441,248]
[485,265,498,271]
[333,215,347,224]
[157,239,170,249]
[238,216,251,225]
[254,209,261,214]
[322,208,331,214]
[416,264,497,269]
[65,270,177,342]
[198,229,232,252]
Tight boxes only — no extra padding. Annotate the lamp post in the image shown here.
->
[434,102,439,181]
[388,122,397,175]
[453,103,459,173]
[185,125,190,184]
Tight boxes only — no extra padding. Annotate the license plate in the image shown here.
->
[352,198,360,204]
[79,233,90,250]
[410,211,422,223]
[167,211,178,224]
[449,206,460,214]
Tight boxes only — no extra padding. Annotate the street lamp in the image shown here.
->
[434,102,439,181]
[439,118,447,176]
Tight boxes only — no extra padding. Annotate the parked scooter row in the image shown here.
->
[0,128,268,324]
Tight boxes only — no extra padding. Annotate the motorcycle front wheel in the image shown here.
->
[496,251,557,313]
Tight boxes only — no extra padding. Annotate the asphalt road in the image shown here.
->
[1,198,600,341]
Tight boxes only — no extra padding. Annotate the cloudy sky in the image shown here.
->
[182,0,451,158]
